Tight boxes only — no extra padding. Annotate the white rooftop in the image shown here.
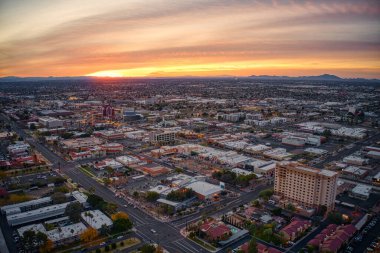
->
[351,184,372,197]
[186,181,222,197]
[81,210,113,229]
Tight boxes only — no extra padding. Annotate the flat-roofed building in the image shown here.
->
[39,116,64,129]
[274,162,338,212]
[7,202,71,226]
[149,131,176,144]
[81,210,112,230]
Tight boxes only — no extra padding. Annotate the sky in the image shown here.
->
[0,0,380,78]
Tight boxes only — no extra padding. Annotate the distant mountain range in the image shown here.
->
[0,76,92,82]
[0,74,378,82]
[248,74,379,82]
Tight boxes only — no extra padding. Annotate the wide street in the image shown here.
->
[1,113,269,253]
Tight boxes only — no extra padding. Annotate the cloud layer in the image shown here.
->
[1,0,379,78]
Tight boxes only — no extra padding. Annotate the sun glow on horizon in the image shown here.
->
[87,71,124,78]
[86,60,380,78]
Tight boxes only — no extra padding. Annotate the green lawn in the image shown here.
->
[90,237,141,253]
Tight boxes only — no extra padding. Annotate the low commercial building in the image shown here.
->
[39,116,64,129]
[253,162,276,176]
[94,130,125,140]
[7,202,70,226]
[81,210,113,230]
[349,184,372,200]
[366,151,380,159]
[100,143,124,154]
[343,155,368,166]
[140,164,170,177]
[18,222,87,246]
[115,155,141,166]
[342,166,368,179]
[61,137,103,151]
[263,148,292,160]
[373,172,380,185]
[186,181,222,200]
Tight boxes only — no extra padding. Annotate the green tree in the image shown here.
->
[51,192,67,204]
[259,189,274,201]
[29,123,36,130]
[248,238,258,253]
[322,129,331,138]
[112,218,133,234]
[286,203,296,212]
[35,231,48,247]
[65,202,83,222]
[145,191,160,202]
[22,230,36,249]
[140,244,156,253]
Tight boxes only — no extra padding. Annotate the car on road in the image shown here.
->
[117,236,123,239]
[150,229,157,233]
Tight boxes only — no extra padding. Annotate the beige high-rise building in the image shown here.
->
[274,162,338,212]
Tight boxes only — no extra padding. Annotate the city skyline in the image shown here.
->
[1,0,380,78]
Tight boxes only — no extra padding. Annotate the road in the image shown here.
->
[314,132,380,169]
[1,114,270,253]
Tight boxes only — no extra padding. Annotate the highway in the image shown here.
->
[1,114,269,253]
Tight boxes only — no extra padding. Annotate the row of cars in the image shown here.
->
[347,216,379,253]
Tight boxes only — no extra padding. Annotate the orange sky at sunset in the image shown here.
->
[1,0,380,78]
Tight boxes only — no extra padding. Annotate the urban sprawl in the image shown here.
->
[0,78,379,253]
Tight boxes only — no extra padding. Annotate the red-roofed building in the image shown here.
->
[240,242,282,253]
[280,218,312,241]
[308,224,356,253]
[200,221,231,242]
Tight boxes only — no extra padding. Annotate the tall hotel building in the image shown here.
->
[274,162,338,212]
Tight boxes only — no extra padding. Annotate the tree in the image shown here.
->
[103,178,111,186]
[271,207,282,216]
[87,194,107,210]
[252,200,260,207]
[80,227,98,242]
[318,205,327,216]
[111,211,129,221]
[248,238,258,253]
[105,203,118,214]
[53,185,69,193]
[140,244,156,253]
[0,171,8,181]
[286,203,296,212]
[259,189,274,201]
[100,224,110,236]
[36,231,48,246]
[145,191,160,202]
[51,192,67,204]
[112,218,133,234]
[22,230,36,249]
[30,123,36,130]
[322,129,331,138]
[65,202,83,222]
